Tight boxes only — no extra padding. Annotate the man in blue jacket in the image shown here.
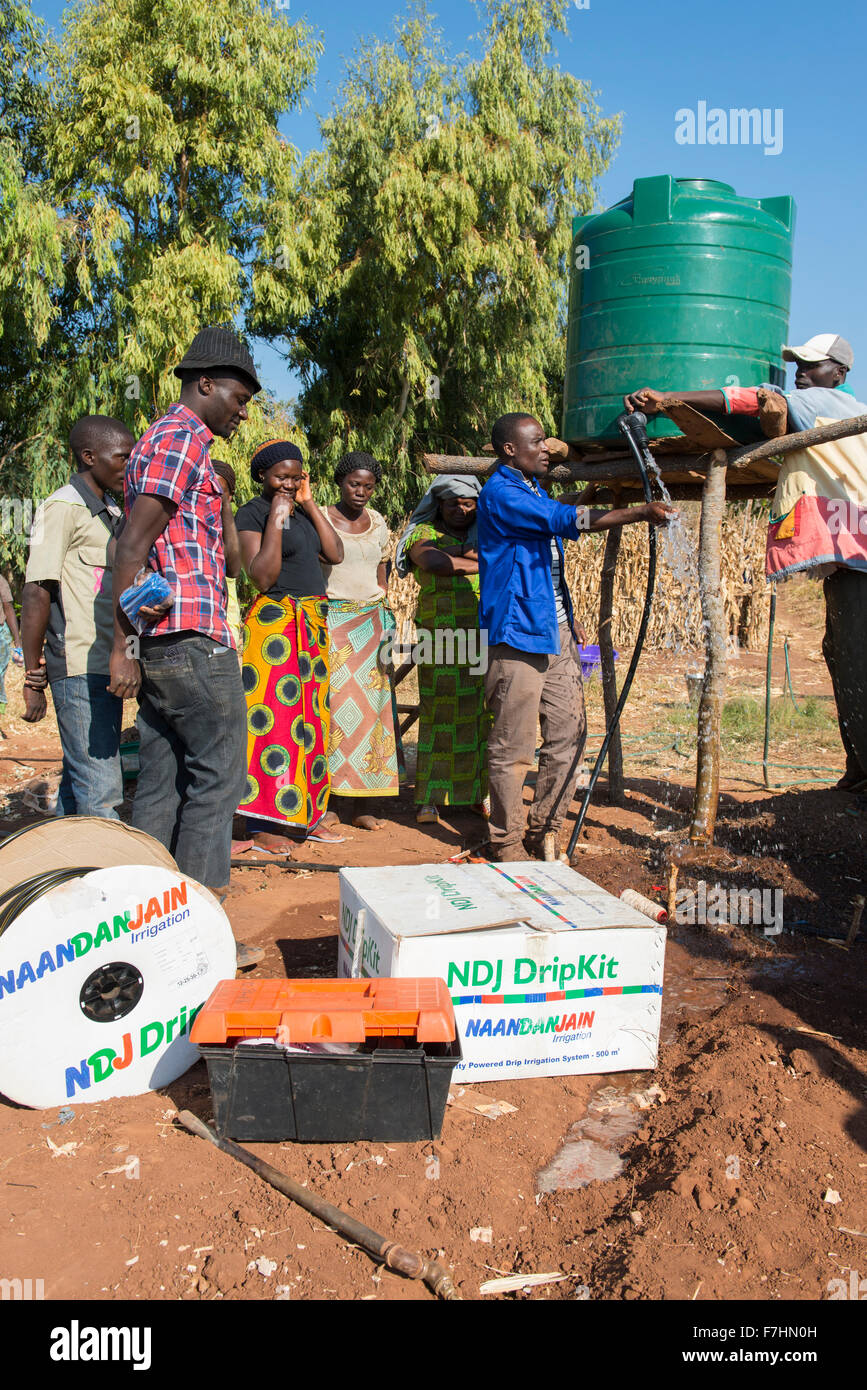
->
[478,413,672,861]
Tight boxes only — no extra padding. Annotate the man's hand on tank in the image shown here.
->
[624,388,668,414]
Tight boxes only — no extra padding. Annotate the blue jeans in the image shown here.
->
[133,632,246,889]
[51,674,124,819]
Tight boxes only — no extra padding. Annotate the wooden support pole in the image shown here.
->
[689,451,728,844]
[727,412,867,467]
[598,517,624,805]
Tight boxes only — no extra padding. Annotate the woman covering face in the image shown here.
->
[322,453,401,830]
[397,474,490,824]
[233,440,344,855]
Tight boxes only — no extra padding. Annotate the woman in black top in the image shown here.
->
[235,441,344,854]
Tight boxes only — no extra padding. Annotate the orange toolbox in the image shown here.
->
[191,978,461,1142]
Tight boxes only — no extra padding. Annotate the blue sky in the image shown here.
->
[31,0,867,403]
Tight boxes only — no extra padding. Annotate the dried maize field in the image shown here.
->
[386,500,771,654]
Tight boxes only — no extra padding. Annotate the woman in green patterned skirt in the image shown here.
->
[397,475,490,823]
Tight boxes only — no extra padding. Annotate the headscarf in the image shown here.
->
[395,473,483,577]
[250,439,304,485]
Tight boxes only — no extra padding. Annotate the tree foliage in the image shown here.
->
[45,0,320,421]
[261,0,620,516]
[1,0,321,576]
[0,0,621,577]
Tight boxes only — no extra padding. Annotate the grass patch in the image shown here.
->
[721,695,835,744]
[663,694,838,748]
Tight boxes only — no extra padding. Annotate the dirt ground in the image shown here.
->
[0,582,864,1304]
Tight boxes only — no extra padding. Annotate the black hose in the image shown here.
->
[565,411,658,858]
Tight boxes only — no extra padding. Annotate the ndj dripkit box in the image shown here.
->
[337,861,666,1083]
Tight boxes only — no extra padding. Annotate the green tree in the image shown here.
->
[46,0,321,420]
[258,0,620,517]
[1,0,321,576]
[0,0,70,574]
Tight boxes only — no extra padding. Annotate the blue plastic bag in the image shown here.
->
[119,571,174,631]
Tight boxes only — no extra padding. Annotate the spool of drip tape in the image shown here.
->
[0,818,178,898]
[0,866,236,1108]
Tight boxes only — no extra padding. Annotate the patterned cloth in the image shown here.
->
[0,622,11,706]
[239,593,331,829]
[125,402,233,646]
[408,521,490,806]
[326,599,401,796]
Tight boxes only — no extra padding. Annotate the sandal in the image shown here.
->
[416,805,440,825]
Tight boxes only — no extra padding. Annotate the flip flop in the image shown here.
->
[230,839,256,854]
[305,827,347,843]
[240,841,294,860]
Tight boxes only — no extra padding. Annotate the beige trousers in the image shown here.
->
[484,624,586,854]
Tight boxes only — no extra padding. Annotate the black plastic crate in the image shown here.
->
[198,1038,462,1142]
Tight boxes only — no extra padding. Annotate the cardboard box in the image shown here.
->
[338,861,666,1082]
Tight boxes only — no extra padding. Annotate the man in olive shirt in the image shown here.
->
[21,415,134,817]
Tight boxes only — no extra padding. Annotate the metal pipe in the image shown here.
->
[763,584,777,790]
[566,412,658,858]
[176,1110,461,1300]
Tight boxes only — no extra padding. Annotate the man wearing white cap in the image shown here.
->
[622,335,867,794]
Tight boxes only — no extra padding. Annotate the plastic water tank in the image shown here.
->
[562,175,795,445]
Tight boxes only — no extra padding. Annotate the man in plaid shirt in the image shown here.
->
[111,327,259,919]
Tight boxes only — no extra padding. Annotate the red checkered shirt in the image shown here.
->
[125,403,233,647]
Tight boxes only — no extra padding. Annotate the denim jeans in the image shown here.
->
[51,673,124,819]
[133,632,246,889]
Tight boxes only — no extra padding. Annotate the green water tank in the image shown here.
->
[562,175,796,445]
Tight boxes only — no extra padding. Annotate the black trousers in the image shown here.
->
[822,569,867,779]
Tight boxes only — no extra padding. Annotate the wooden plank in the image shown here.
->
[660,401,739,449]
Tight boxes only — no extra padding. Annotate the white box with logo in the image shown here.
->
[337,861,666,1082]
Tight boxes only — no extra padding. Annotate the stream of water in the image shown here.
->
[644,454,707,662]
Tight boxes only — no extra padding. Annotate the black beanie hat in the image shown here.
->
[174,326,262,393]
[250,439,304,483]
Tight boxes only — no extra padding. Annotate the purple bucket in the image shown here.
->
[578,644,618,680]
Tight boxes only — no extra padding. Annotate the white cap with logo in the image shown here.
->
[782,334,854,368]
